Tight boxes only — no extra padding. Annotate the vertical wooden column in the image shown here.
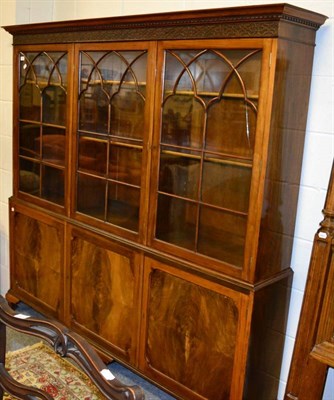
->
[285,160,334,400]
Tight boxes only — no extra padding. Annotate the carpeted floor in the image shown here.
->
[5,341,105,399]
[6,302,176,400]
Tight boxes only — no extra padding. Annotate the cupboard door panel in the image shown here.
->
[69,229,141,362]
[9,203,64,317]
[141,258,250,400]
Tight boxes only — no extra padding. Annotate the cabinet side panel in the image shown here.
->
[256,30,317,280]
[9,204,63,316]
[244,274,292,399]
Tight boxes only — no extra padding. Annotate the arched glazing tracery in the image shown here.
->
[18,51,68,205]
[77,50,148,232]
[156,48,262,266]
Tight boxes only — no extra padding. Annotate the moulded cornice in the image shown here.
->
[2,3,327,45]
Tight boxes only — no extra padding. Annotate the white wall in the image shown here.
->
[0,0,15,297]
[0,1,333,399]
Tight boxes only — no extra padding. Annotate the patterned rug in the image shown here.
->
[5,342,105,399]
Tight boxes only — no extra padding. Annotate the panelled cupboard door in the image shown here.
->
[8,200,64,318]
[13,45,74,214]
[148,39,275,280]
[71,42,157,243]
[68,226,142,364]
[140,257,252,400]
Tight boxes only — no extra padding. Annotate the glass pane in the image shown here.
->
[198,206,247,266]
[79,87,109,133]
[78,136,107,175]
[19,122,40,158]
[109,144,142,186]
[222,49,262,96]
[41,165,64,205]
[110,90,145,139]
[159,151,200,200]
[79,50,147,137]
[81,51,146,92]
[161,95,204,148]
[19,52,37,87]
[206,99,257,158]
[164,49,261,99]
[49,52,68,86]
[164,51,194,94]
[98,50,147,97]
[42,86,66,126]
[107,183,140,231]
[19,158,40,195]
[202,158,252,213]
[20,51,67,81]
[20,84,41,121]
[156,195,197,250]
[42,127,66,165]
[77,174,106,219]
[32,53,55,88]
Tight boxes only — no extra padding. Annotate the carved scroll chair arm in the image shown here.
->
[0,295,145,400]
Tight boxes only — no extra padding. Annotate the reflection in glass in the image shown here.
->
[42,86,66,126]
[20,84,41,121]
[198,206,247,267]
[202,160,252,213]
[107,183,140,231]
[20,52,37,86]
[19,158,40,195]
[159,152,200,200]
[109,145,142,186]
[79,87,109,133]
[42,127,66,165]
[156,195,197,251]
[206,99,257,158]
[77,174,106,219]
[78,136,107,175]
[41,165,64,205]
[161,95,204,147]
[110,90,145,139]
[19,122,40,159]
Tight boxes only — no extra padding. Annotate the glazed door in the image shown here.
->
[148,39,274,279]
[14,45,73,212]
[72,42,157,242]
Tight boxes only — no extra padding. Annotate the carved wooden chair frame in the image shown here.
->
[0,296,144,400]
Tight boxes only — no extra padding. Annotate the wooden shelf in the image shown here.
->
[81,79,147,86]
[19,119,66,130]
[164,90,259,100]
[79,134,143,149]
[161,149,252,168]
